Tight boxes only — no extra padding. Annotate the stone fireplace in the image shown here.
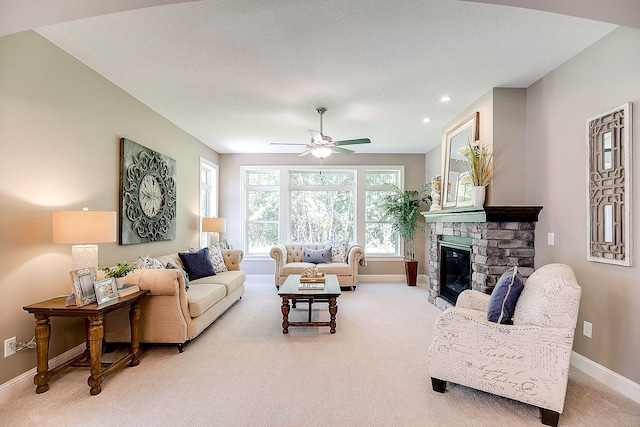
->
[422,206,542,310]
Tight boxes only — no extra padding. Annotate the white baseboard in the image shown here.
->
[571,351,640,404]
[0,343,86,405]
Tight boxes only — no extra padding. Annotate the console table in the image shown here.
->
[23,290,148,396]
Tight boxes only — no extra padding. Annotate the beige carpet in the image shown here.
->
[0,277,638,426]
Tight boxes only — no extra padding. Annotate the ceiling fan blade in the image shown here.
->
[334,138,371,146]
[298,148,313,157]
[331,146,354,154]
[308,130,324,143]
[270,142,308,146]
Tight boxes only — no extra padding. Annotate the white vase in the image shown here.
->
[471,186,486,207]
[115,277,125,289]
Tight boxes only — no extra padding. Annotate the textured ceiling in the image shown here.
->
[36,0,616,154]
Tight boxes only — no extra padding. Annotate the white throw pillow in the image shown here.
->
[329,240,349,263]
[135,255,164,270]
[207,244,228,273]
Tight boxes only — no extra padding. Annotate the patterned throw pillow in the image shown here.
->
[329,240,349,263]
[207,243,228,273]
[178,248,215,281]
[487,266,524,324]
[166,262,190,291]
[304,246,332,264]
[135,255,164,270]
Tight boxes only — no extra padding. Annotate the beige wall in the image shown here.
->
[526,26,640,383]
[218,153,427,276]
[0,31,218,384]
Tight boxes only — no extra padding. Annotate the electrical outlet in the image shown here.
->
[4,337,16,357]
[547,232,555,246]
[583,321,593,338]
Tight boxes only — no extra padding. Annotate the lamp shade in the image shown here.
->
[201,217,226,233]
[52,210,117,244]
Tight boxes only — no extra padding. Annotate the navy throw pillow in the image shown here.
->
[166,262,190,291]
[178,248,215,281]
[487,266,524,324]
[304,246,332,264]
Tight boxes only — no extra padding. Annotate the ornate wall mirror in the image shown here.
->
[586,102,632,266]
[442,112,479,208]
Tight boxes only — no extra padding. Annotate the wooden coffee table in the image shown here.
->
[278,274,341,334]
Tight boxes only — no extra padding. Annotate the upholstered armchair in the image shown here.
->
[428,263,582,427]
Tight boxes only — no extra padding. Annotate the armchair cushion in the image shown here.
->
[179,248,216,281]
[304,246,332,264]
[487,266,524,324]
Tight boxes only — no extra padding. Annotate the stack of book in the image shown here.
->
[298,282,325,290]
[118,284,141,297]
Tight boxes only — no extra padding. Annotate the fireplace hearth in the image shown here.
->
[422,206,542,310]
[439,237,472,304]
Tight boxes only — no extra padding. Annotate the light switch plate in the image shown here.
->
[583,321,593,338]
[547,232,555,246]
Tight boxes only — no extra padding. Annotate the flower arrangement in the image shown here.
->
[457,141,494,186]
[99,261,135,279]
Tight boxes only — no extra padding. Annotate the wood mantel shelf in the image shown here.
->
[421,205,543,223]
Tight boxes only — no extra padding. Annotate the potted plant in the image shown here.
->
[99,261,135,289]
[457,140,494,206]
[380,183,431,285]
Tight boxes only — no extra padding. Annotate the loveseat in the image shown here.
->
[104,249,245,352]
[270,243,365,290]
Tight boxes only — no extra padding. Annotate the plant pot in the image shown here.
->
[404,260,418,286]
[471,186,486,207]
[115,277,126,289]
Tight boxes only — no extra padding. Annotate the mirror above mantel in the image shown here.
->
[441,112,479,208]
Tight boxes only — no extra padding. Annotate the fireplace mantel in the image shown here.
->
[421,205,543,223]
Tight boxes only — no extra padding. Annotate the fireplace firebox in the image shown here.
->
[439,237,472,304]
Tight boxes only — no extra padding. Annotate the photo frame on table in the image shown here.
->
[69,268,97,307]
[93,278,119,305]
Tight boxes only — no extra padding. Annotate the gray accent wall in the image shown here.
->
[526,26,640,383]
[0,31,218,384]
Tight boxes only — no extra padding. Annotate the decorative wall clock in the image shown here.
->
[120,138,176,245]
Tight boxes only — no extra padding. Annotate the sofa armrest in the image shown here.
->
[222,249,243,271]
[455,289,490,312]
[124,269,182,296]
[269,244,288,288]
[347,244,366,267]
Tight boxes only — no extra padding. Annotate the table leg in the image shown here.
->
[33,314,51,394]
[87,314,104,395]
[281,296,290,334]
[328,297,338,334]
[308,298,313,322]
[129,299,142,366]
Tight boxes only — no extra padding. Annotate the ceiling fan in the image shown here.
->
[271,107,371,159]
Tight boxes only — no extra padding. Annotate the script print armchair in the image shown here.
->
[428,264,582,427]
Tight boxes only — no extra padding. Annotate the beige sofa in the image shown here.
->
[105,249,245,352]
[270,243,365,290]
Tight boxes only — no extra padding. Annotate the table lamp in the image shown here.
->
[202,217,226,246]
[52,208,117,270]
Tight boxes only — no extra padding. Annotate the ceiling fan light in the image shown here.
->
[311,147,333,159]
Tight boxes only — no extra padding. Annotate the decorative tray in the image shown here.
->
[299,274,325,283]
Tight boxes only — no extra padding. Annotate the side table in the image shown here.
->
[23,290,148,396]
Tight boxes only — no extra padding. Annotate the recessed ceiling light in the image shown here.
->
[440,96,452,102]
[422,117,432,123]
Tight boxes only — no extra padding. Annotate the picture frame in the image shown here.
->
[69,268,97,307]
[442,112,479,208]
[93,278,119,305]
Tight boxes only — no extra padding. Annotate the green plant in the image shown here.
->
[99,261,135,279]
[457,141,494,186]
[379,183,431,260]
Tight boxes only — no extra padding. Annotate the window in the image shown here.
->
[289,170,355,243]
[200,158,218,248]
[242,166,404,257]
[245,169,280,253]
[365,170,401,255]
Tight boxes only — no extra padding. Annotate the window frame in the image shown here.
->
[241,165,404,259]
[199,158,219,248]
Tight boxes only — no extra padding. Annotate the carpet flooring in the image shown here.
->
[0,276,638,426]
